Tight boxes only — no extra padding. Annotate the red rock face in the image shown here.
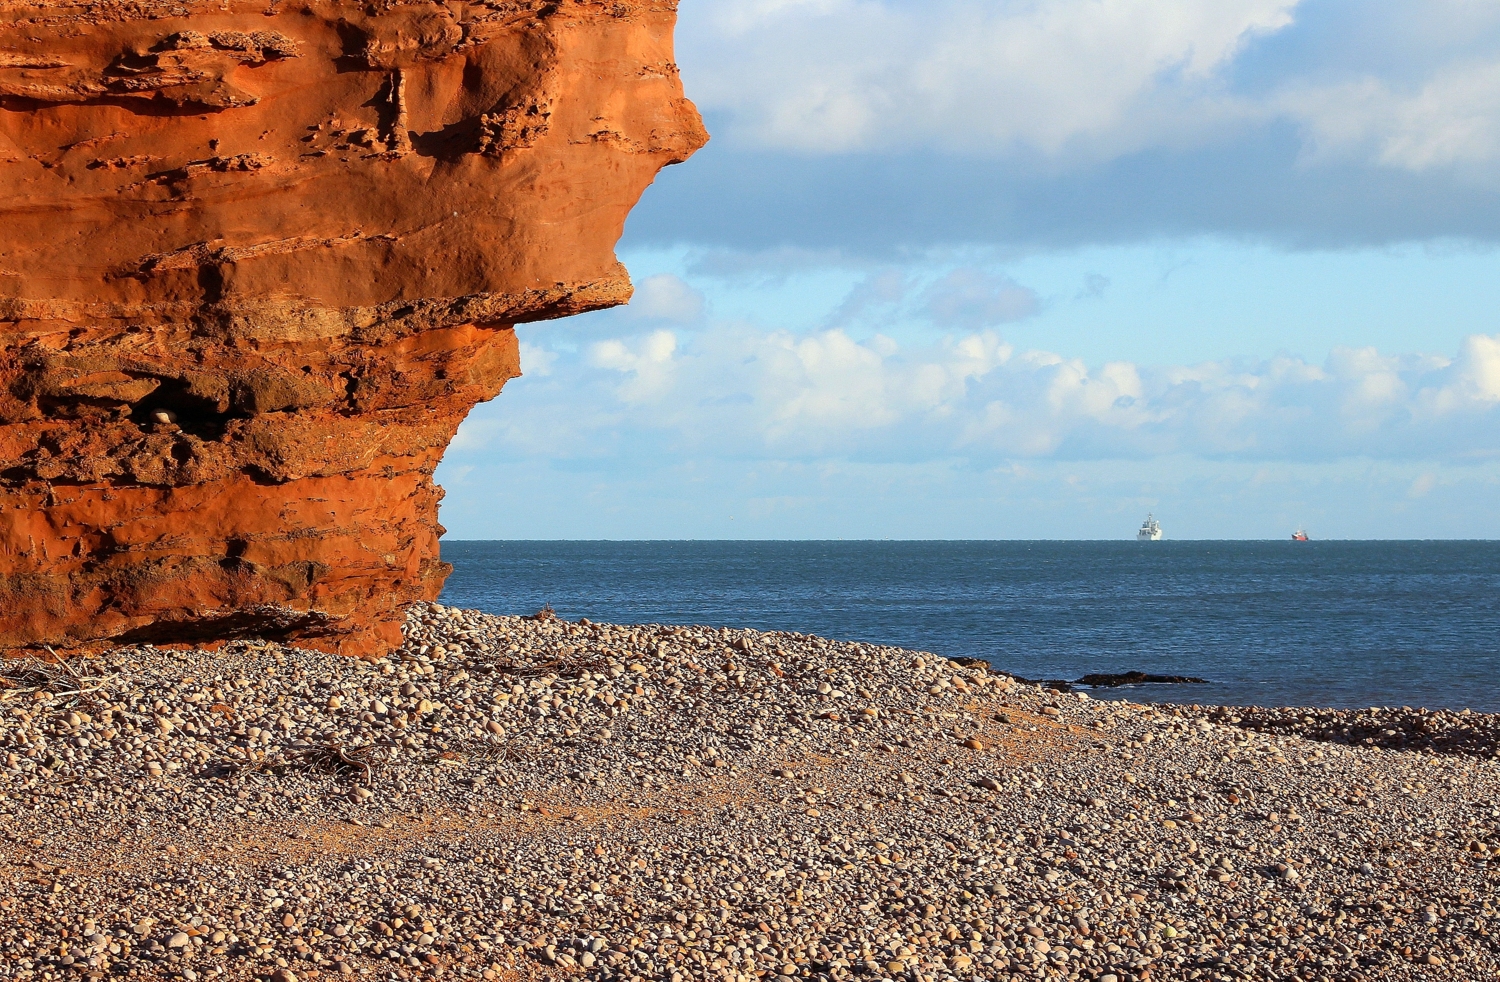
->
[0,0,706,655]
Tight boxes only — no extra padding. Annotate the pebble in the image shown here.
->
[0,601,1497,982]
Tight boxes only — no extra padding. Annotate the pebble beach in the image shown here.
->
[2,603,1499,982]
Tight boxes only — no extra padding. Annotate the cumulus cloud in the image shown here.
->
[629,0,1500,253]
[678,0,1500,181]
[516,341,557,377]
[626,274,707,323]
[688,0,1301,158]
[587,330,680,404]
[1284,62,1500,171]
[462,322,1500,466]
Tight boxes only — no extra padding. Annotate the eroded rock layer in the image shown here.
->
[0,0,706,655]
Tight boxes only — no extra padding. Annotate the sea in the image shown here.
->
[439,540,1500,713]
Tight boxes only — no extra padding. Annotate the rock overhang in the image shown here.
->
[0,0,706,655]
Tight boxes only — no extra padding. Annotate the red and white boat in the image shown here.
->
[1292,528,1309,541]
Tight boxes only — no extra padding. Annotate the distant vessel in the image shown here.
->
[1292,528,1310,542]
[1137,514,1163,541]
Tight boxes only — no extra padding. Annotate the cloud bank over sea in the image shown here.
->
[478,324,1500,465]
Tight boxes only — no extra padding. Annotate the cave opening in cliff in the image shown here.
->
[129,377,234,439]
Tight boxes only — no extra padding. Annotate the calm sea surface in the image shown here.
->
[440,541,1500,712]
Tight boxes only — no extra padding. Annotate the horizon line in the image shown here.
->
[441,537,1498,543]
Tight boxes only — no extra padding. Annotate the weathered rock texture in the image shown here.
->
[0,0,705,655]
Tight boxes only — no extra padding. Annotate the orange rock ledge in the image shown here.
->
[0,0,706,655]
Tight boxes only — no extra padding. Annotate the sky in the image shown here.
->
[437,0,1500,540]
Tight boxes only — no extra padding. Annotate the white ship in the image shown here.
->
[1137,513,1163,541]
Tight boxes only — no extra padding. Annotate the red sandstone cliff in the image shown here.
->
[0,0,706,655]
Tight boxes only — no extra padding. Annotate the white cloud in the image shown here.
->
[517,341,557,378]
[1414,332,1500,415]
[685,0,1303,156]
[682,0,1500,175]
[482,323,1500,465]
[1283,62,1500,171]
[627,274,707,323]
[587,330,679,403]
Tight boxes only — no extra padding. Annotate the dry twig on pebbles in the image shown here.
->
[0,654,116,704]
[294,742,381,783]
[0,661,63,691]
[458,738,540,764]
[220,743,382,784]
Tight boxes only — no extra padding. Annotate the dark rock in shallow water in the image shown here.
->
[998,669,1210,691]
[1074,671,1209,688]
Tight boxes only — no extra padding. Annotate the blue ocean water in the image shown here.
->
[439,541,1500,712]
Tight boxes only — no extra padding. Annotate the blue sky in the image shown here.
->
[437,0,1500,540]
